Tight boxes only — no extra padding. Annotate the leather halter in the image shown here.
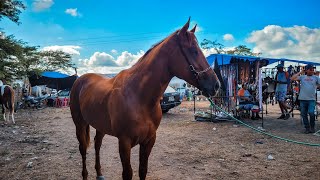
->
[176,34,211,79]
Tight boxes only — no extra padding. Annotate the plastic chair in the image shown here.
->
[61,97,69,107]
[55,97,62,107]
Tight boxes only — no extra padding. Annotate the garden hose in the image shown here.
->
[208,99,320,147]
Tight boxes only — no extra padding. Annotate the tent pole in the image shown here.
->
[193,86,195,114]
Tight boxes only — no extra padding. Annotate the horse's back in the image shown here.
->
[71,73,113,102]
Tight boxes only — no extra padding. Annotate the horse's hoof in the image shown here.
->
[96,176,105,180]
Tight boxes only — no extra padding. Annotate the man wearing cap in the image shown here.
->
[291,64,320,134]
[274,64,291,120]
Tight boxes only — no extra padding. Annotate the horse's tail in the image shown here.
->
[70,78,90,149]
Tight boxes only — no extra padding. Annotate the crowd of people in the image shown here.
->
[236,63,319,134]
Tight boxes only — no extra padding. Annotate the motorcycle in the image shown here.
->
[17,95,48,110]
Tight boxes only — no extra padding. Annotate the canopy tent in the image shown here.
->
[29,71,78,90]
[202,54,320,124]
[207,54,320,67]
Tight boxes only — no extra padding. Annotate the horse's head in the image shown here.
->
[168,18,222,97]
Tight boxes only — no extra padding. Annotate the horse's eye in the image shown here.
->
[194,49,198,56]
[190,47,198,56]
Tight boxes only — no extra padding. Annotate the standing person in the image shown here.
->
[291,64,320,134]
[274,64,291,120]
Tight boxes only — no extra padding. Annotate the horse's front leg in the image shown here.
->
[94,130,105,180]
[118,138,133,180]
[9,106,14,124]
[10,111,15,124]
[139,134,156,180]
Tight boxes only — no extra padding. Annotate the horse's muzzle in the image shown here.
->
[200,82,221,98]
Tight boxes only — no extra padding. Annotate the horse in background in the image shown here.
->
[70,19,222,180]
[0,85,15,124]
[31,86,43,97]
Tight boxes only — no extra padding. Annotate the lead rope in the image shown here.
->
[208,98,320,147]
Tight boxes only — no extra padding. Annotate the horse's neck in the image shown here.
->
[127,49,173,101]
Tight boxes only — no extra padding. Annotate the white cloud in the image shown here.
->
[223,34,234,41]
[75,50,145,75]
[111,49,118,55]
[65,8,81,17]
[42,45,81,55]
[86,52,118,67]
[77,66,130,76]
[116,50,144,66]
[32,0,54,12]
[202,48,218,57]
[246,25,320,62]
[0,32,5,39]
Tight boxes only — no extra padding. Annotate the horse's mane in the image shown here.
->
[131,30,179,68]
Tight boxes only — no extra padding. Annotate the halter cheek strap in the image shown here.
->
[176,34,211,79]
[189,65,211,78]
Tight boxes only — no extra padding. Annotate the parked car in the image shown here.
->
[46,89,70,107]
[160,86,182,113]
[57,89,70,97]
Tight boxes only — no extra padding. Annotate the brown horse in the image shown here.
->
[0,85,15,124]
[70,19,222,180]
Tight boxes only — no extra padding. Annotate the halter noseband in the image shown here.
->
[176,34,211,79]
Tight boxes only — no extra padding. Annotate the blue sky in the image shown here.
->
[2,0,320,75]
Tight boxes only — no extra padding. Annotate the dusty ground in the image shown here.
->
[0,101,319,180]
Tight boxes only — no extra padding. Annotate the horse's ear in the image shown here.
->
[178,17,190,36]
[190,24,197,33]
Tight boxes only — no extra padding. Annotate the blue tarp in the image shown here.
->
[207,54,320,66]
[29,71,78,90]
[41,71,70,78]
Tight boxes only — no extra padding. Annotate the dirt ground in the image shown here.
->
[0,100,319,180]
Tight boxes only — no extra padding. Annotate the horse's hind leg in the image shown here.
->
[2,105,6,122]
[10,111,15,124]
[94,130,105,180]
[75,121,90,180]
[9,106,15,124]
[119,138,133,180]
[139,135,156,180]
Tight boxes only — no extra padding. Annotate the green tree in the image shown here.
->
[226,45,261,56]
[0,1,74,83]
[0,34,25,81]
[200,38,261,57]
[200,39,225,54]
[0,0,26,24]
[0,34,74,82]
[39,50,74,72]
